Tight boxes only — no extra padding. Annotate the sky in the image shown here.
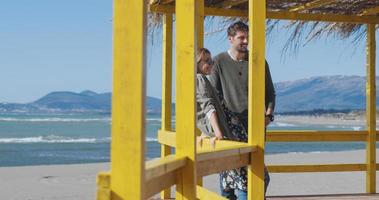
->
[0,1,378,103]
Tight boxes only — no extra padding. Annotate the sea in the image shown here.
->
[0,113,370,167]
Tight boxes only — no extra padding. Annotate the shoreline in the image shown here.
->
[2,149,379,199]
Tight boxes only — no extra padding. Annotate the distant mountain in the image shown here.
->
[274,75,376,112]
[0,75,376,114]
[0,90,163,114]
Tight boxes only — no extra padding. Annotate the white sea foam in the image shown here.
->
[352,126,362,131]
[0,135,110,144]
[146,137,158,142]
[0,135,158,144]
[272,122,296,127]
[0,117,110,122]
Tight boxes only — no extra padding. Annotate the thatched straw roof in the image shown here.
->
[148,0,378,53]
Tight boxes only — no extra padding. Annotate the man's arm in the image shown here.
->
[265,61,276,126]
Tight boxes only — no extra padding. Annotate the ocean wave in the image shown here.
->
[0,135,158,144]
[0,135,110,144]
[0,117,110,122]
[146,137,158,142]
[272,122,296,127]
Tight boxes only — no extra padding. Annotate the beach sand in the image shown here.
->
[1,150,378,199]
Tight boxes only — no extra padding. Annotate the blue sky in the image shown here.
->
[0,1,377,103]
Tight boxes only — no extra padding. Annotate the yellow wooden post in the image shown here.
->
[366,23,376,194]
[197,0,204,49]
[176,0,199,199]
[248,0,266,199]
[196,0,204,187]
[111,0,146,199]
[161,13,173,199]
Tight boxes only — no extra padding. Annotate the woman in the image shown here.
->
[196,48,249,200]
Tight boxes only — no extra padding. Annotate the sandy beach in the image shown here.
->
[1,149,378,200]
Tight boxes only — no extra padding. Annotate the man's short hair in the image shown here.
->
[227,21,249,37]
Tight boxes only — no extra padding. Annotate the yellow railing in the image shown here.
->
[97,0,377,199]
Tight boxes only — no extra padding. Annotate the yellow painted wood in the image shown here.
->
[197,139,256,156]
[175,0,199,199]
[146,168,178,198]
[366,23,376,194]
[248,0,266,199]
[96,172,111,200]
[145,155,187,181]
[197,0,204,48]
[267,130,368,142]
[149,4,379,24]
[289,0,336,12]
[197,149,252,177]
[360,6,379,16]
[161,13,173,199]
[111,0,146,199]
[197,186,228,200]
[158,130,176,147]
[161,14,173,132]
[268,164,367,173]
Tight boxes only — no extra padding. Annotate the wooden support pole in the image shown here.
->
[160,13,173,199]
[110,0,146,199]
[248,0,266,199]
[366,23,376,194]
[175,0,199,199]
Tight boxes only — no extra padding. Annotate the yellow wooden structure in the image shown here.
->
[97,0,378,199]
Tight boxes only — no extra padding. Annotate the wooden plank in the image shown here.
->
[359,6,379,16]
[96,172,111,200]
[289,0,336,12]
[197,142,256,161]
[248,0,266,199]
[159,130,379,144]
[149,4,379,24]
[111,0,146,199]
[146,155,187,181]
[175,0,198,198]
[146,169,178,198]
[267,130,368,142]
[158,130,176,147]
[160,13,173,199]
[268,164,367,173]
[197,151,251,177]
[366,23,376,194]
[197,185,228,200]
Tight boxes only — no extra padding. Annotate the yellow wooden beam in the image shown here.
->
[267,130,368,142]
[146,155,187,181]
[175,0,199,198]
[158,130,176,147]
[248,0,266,199]
[111,0,146,199]
[197,186,228,200]
[359,6,379,16]
[268,164,367,173]
[161,14,173,132]
[146,168,178,198]
[197,141,256,161]
[289,0,336,12]
[160,13,173,200]
[197,0,204,48]
[366,23,376,194]
[197,150,251,177]
[149,4,379,24]
[96,172,111,200]
[219,0,248,8]
[159,130,379,145]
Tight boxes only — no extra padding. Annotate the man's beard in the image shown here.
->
[237,45,248,52]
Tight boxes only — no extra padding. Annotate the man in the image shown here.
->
[208,21,276,200]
